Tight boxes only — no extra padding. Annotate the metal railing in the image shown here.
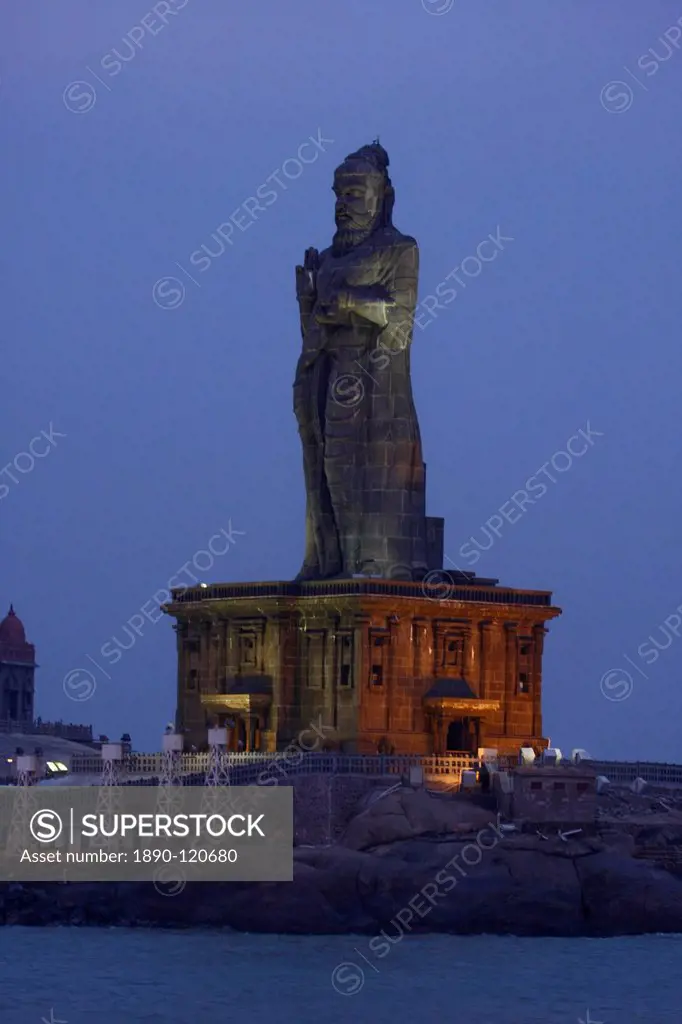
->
[0,718,93,741]
[67,750,477,783]
[62,752,682,788]
[200,753,475,787]
[68,751,291,775]
[586,760,682,786]
[170,578,553,607]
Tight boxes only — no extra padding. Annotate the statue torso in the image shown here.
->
[308,227,415,353]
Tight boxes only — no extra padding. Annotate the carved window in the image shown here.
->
[185,639,200,654]
[517,638,533,694]
[188,669,198,690]
[239,633,257,669]
[530,780,542,791]
[338,634,354,689]
[369,632,388,687]
[445,637,463,669]
[439,633,464,672]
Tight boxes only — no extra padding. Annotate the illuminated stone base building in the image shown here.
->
[165,575,561,756]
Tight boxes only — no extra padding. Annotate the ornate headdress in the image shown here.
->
[334,141,395,226]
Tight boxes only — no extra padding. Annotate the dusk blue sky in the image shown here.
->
[2,1,681,758]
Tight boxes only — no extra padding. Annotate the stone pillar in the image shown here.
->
[217,617,228,692]
[412,617,425,681]
[225,618,238,678]
[206,615,219,695]
[465,621,480,691]
[263,614,286,749]
[437,713,448,754]
[258,619,267,673]
[388,612,413,740]
[479,621,505,744]
[353,615,372,752]
[504,622,518,735]
[332,611,354,750]
[425,711,438,753]
[173,623,187,732]
[462,626,472,680]
[198,617,210,694]
[532,624,546,739]
[177,621,205,747]
[322,626,336,734]
[327,627,338,733]
[432,622,446,677]
[479,622,491,700]
[386,615,397,734]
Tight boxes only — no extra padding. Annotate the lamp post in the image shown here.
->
[5,747,44,858]
[15,749,39,787]
[161,725,184,781]
[156,725,185,817]
[92,739,125,852]
[100,740,124,786]
[205,726,230,787]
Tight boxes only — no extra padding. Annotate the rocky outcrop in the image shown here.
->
[338,787,496,851]
[2,788,682,935]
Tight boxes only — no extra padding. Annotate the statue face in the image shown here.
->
[333,173,381,231]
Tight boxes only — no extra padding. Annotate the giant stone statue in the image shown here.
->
[294,142,431,581]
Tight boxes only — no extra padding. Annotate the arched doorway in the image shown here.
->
[446,717,479,753]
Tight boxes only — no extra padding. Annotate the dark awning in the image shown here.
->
[223,675,273,696]
[423,678,500,715]
[424,678,477,700]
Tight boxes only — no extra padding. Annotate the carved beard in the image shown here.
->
[332,216,379,256]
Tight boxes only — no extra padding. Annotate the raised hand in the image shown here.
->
[295,247,319,303]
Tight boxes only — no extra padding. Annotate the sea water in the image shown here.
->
[0,928,678,1023]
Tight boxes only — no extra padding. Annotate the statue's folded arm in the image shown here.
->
[377,240,419,352]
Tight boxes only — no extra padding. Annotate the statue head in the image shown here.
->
[332,142,394,254]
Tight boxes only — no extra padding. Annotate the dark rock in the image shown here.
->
[3,823,682,936]
[576,851,682,935]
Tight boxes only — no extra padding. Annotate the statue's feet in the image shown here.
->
[355,560,415,580]
[294,564,320,581]
[356,560,385,578]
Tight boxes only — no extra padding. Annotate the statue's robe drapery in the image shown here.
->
[293,226,428,579]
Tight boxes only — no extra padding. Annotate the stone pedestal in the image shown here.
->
[164,575,560,755]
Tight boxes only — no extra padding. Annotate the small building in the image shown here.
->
[0,605,99,762]
[0,605,37,728]
[494,765,597,825]
[0,733,106,783]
